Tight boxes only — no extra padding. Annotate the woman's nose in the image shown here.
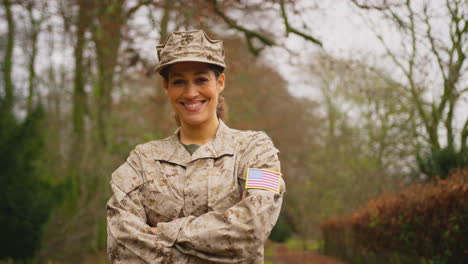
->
[183,82,199,98]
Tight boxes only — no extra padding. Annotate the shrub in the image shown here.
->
[321,169,468,264]
[418,146,468,180]
[269,215,293,243]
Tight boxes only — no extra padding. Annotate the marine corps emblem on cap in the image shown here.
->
[155,30,226,73]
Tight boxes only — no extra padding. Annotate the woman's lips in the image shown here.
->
[180,100,206,112]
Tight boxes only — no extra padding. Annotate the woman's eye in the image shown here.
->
[196,78,208,83]
[172,80,185,85]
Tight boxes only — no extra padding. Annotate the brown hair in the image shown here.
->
[160,64,228,126]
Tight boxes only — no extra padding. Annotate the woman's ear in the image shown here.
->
[217,73,225,93]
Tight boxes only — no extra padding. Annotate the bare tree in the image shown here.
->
[90,0,154,146]
[351,0,467,177]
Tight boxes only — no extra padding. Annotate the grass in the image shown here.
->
[285,238,324,252]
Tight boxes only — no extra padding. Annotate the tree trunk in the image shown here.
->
[26,2,40,117]
[92,0,124,147]
[69,0,91,185]
[72,0,90,143]
[159,0,173,41]
[2,0,15,113]
[26,30,38,116]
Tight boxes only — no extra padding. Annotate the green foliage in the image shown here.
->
[285,238,322,252]
[417,146,468,180]
[93,218,107,252]
[0,104,59,261]
[269,215,293,243]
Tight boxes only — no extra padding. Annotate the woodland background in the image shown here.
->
[0,0,466,263]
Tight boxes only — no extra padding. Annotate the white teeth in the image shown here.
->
[185,102,202,107]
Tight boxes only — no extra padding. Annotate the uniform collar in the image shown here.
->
[152,120,237,166]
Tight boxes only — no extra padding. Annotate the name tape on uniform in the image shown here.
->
[245,168,282,194]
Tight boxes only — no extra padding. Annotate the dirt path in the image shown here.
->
[266,242,348,264]
[82,242,348,264]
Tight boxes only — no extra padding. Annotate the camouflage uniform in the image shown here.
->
[107,120,285,263]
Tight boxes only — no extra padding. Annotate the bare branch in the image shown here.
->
[207,0,322,55]
[244,32,262,56]
[460,87,468,95]
[350,0,407,28]
[208,0,276,53]
[423,3,447,81]
[126,0,152,18]
[375,32,408,76]
[279,0,322,46]
[349,0,387,10]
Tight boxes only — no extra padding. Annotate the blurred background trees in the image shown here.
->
[0,0,466,263]
[351,0,468,180]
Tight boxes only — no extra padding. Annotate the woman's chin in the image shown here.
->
[180,117,206,127]
[180,115,217,127]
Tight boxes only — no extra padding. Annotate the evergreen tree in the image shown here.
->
[0,104,58,260]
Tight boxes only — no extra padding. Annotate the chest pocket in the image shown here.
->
[139,161,184,226]
[140,184,183,226]
[207,156,242,212]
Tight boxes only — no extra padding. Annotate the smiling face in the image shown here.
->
[163,61,225,128]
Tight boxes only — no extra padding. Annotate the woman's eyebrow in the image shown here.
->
[169,72,183,78]
[194,71,209,75]
[169,71,208,77]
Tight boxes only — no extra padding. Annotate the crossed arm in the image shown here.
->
[107,135,284,263]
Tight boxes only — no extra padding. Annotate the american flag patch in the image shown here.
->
[245,168,282,193]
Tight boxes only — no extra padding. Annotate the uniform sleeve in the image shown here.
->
[156,132,285,263]
[106,147,188,264]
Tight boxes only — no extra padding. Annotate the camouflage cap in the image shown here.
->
[155,30,226,73]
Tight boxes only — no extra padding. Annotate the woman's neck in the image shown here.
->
[179,118,219,146]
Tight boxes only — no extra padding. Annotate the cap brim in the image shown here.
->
[155,57,226,73]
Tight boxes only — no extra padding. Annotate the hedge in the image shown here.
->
[321,169,468,264]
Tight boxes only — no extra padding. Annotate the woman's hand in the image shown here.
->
[150,226,158,235]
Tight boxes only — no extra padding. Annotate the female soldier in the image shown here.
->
[106,30,285,264]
